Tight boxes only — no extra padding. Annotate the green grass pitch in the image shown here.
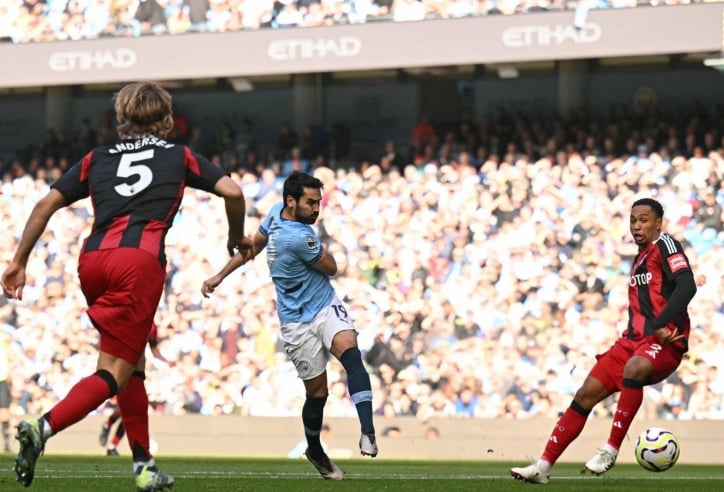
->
[1,455,723,491]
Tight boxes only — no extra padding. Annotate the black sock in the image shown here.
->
[340,348,375,434]
[302,395,327,456]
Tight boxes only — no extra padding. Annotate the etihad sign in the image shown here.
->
[48,48,137,72]
[268,36,361,61]
[502,23,602,48]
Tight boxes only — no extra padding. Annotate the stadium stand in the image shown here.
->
[1,100,723,423]
[2,0,723,44]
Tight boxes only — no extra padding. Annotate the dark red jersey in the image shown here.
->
[626,233,692,345]
[52,137,227,266]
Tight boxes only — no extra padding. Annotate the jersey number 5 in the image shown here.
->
[114,149,154,197]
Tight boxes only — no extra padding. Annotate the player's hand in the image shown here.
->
[227,234,253,257]
[201,275,222,298]
[234,235,255,260]
[1,263,26,300]
[655,327,684,345]
[227,237,239,257]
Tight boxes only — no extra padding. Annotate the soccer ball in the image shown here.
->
[634,427,680,472]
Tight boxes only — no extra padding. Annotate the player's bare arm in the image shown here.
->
[201,231,268,297]
[312,249,338,277]
[201,253,247,298]
[214,175,247,256]
[1,189,67,300]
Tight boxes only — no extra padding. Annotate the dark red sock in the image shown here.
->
[46,372,114,434]
[117,372,151,461]
[541,402,589,464]
[608,379,644,450]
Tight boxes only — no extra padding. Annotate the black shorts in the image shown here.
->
[0,380,10,409]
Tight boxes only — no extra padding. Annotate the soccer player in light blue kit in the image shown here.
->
[201,171,378,480]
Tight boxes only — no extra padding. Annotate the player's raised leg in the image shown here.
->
[331,328,377,457]
[14,418,48,488]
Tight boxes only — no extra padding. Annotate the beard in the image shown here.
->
[296,211,318,224]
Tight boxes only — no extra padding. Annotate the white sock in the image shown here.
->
[537,459,552,474]
[39,418,53,441]
[134,459,156,473]
[603,443,619,456]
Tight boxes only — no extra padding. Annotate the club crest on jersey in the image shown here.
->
[667,253,687,273]
[305,236,318,249]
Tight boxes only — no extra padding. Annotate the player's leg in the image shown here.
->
[581,339,635,475]
[118,362,173,489]
[323,297,377,457]
[15,351,132,487]
[329,329,377,457]
[45,353,134,435]
[301,372,327,457]
[512,345,618,484]
[302,374,344,480]
[283,320,343,480]
[301,372,343,480]
[117,355,173,491]
[587,338,683,475]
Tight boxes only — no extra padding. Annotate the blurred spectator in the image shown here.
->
[1,0,719,44]
[135,0,168,34]
[694,190,723,233]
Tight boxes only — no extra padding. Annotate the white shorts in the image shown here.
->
[280,295,356,380]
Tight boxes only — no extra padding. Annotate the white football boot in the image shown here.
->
[584,447,618,475]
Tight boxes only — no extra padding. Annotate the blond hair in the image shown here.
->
[114,81,174,139]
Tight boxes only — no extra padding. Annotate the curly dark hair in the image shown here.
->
[632,197,664,218]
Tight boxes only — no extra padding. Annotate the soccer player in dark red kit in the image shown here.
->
[511,197,697,484]
[1,81,252,491]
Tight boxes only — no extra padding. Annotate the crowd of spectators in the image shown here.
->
[1,100,723,427]
[0,0,716,44]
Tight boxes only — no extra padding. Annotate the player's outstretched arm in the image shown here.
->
[2,189,66,300]
[201,231,268,298]
[201,252,246,298]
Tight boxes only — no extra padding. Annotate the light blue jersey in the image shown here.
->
[259,202,335,323]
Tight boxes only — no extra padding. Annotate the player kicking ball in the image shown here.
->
[202,171,378,480]
[511,198,696,484]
